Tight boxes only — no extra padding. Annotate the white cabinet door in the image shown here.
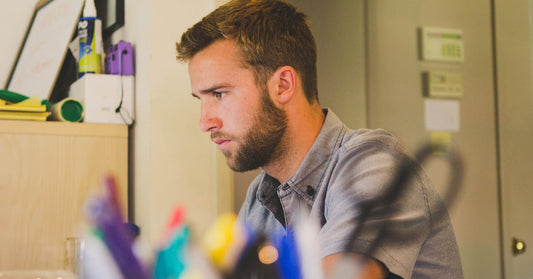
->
[494,0,533,277]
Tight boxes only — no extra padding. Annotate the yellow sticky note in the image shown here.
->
[0,95,46,112]
[15,95,42,106]
[431,131,452,154]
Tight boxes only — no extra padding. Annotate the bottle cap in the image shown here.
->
[83,0,97,17]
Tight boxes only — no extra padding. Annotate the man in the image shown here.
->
[176,0,463,278]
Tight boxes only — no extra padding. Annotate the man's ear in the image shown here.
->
[271,66,297,104]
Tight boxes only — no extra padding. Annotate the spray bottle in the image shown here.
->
[78,0,104,77]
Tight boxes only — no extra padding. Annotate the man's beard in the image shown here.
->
[214,89,288,172]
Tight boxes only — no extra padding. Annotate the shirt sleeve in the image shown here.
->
[318,135,432,278]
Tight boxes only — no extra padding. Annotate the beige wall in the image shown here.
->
[113,0,233,246]
[0,0,37,87]
[288,0,367,130]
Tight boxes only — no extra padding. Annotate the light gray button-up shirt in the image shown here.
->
[238,109,463,278]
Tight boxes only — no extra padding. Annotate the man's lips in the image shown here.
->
[212,137,231,149]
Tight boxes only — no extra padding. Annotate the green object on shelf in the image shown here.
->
[0,89,48,106]
[59,99,84,122]
[0,89,29,103]
[49,98,84,122]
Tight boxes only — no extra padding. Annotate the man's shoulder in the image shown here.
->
[339,128,405,155]
[320,110,403,155]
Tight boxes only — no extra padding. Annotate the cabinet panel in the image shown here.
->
[494,0,533,277]
[0,120,128,270]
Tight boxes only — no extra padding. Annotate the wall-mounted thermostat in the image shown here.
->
[423,71,463,99]
[420,27,464,63]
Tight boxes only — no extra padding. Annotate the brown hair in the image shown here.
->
[176,0,318,104]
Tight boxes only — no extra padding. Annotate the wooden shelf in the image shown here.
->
[0,120,127,137]
[0,120,129,270]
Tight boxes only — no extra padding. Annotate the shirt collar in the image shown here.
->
[284,108,347,205]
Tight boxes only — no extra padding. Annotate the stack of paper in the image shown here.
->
[0,95,49,121]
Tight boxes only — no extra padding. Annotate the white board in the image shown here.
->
[7,0,84,100]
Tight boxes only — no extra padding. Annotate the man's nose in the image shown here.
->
[199,102,221,132]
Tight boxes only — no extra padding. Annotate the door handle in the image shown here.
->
[512,237,526,255]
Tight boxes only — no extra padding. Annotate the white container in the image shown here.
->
[69,74,134,124]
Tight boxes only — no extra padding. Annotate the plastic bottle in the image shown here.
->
[78,0,103,77]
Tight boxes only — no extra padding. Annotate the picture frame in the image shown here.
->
[6,0,84,101]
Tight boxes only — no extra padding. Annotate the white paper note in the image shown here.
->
[425,99,460,132]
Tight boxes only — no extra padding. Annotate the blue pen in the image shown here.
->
[273,228,303,279]
[153,225,190,279]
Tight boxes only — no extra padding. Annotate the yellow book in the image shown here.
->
[0,95,46,112]
[0,111,50,121]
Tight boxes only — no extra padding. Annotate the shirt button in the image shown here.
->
[282,184,290,191]
[306,185,315,196]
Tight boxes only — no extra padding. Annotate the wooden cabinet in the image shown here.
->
[0,120,128,270]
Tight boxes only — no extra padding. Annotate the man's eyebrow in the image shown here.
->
[201,84,232,94]
[191,84,232,98]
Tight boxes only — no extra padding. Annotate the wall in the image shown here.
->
[0,0,37,87]
[287,0,367,130]
[113,0,233,246]
[366,0,501,278]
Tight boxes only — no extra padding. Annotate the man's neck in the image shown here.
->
[263,104,325,184]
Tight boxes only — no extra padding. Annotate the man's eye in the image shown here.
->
[213,92,226,99]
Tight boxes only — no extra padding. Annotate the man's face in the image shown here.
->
[188,40,287,172]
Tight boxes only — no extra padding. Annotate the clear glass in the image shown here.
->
[64,237,84,277]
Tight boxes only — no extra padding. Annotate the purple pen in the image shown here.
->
[88,175,150,279]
